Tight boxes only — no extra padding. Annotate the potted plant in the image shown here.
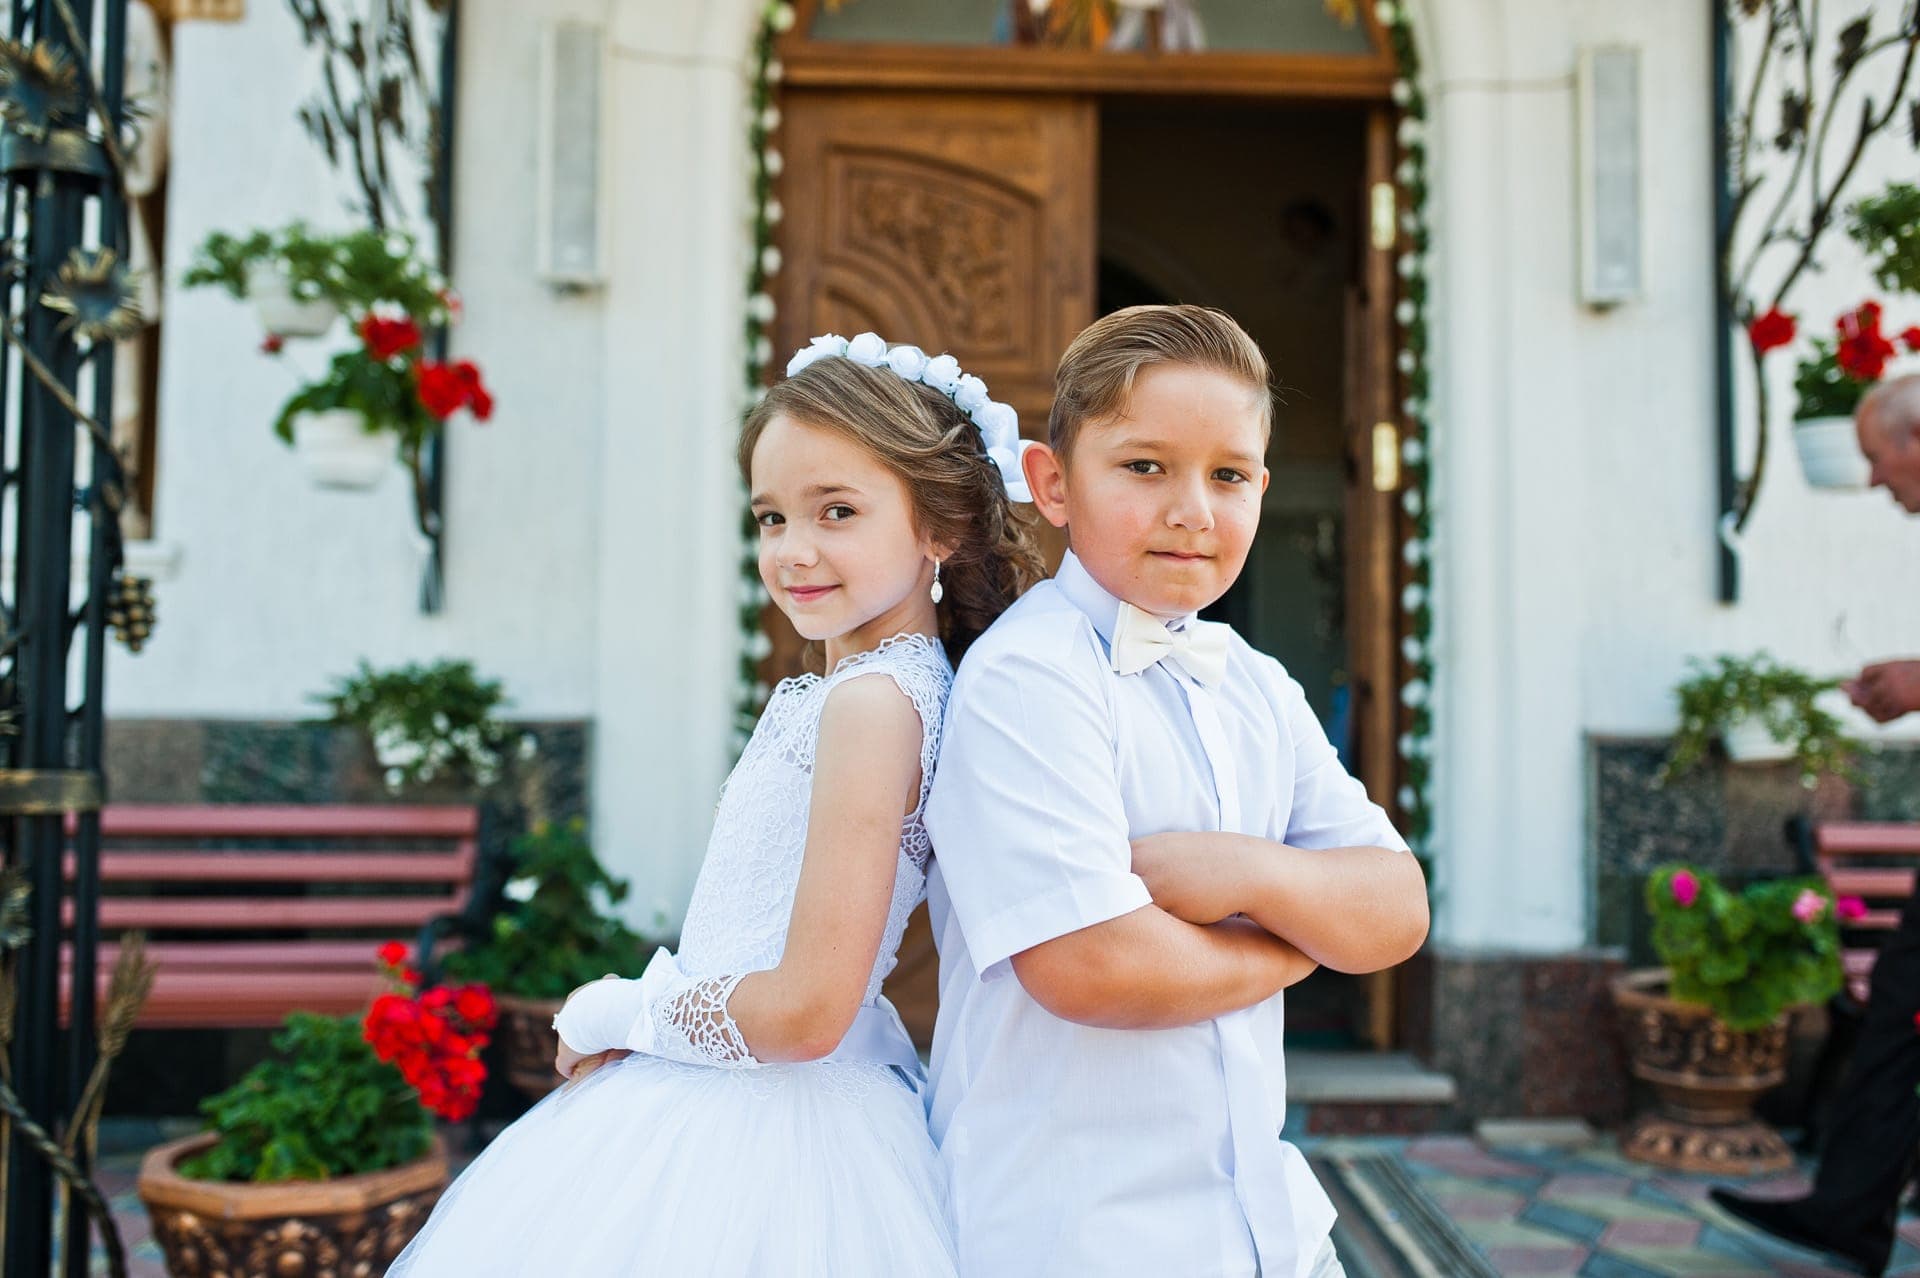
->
[271,310,492,491]
[1614,866,1842,1173]
[1789,301,1920,488]
[439,819,654,1099]
[1658,652,1862,786]
[137,950,497,1276]
[184,223,454,340]
[316,658,528,795]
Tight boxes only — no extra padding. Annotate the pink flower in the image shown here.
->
[1837,895,1869,922]
[1670,870,1699,908]
[1792,888,1827,924]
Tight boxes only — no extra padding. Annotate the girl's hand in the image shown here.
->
[557,1046,632,1085]
[1131,832,1253,926]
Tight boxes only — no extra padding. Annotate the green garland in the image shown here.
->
[1382,0,1434,853]
[735,2,792,754]
[734,2,1437,855]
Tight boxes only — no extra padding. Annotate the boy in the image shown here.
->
[924,305,1430,1278]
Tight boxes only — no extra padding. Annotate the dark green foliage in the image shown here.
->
[315,659,517,792]
[1659,652,1862,788]
[1849,182,1920,295]
[180,1013,431,1184]
[1645,866,1843,1031]
[1792,337,1875,420]
[183,223,447,319]
[441,818,653,1001]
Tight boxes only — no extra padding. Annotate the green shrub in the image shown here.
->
[1645,866,1843,1031]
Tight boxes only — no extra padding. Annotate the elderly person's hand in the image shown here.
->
[1843,659,1920,724]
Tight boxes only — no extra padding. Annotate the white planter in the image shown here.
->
[248,264,338,338]
[291,409,394,490]
[1791,415,1871,491]
[1722,714,1794,764]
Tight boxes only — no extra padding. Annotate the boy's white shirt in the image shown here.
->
[925,551,1410,1278]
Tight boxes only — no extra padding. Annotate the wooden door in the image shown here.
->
[1344,106,1405,1049]
[773,89,1097,1046]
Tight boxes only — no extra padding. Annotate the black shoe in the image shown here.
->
[1708,1188,1891,1276]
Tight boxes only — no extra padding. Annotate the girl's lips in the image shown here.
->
[786,585,837,602]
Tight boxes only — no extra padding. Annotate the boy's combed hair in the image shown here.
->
[1048,304,1273,460]
[738,355,1047,663]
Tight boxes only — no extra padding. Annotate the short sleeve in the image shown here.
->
[1275,669,1410,853]
[925,644,1152,976]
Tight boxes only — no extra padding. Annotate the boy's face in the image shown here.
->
[1026,363,1269,618]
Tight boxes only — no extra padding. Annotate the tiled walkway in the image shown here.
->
[81,1125,1920,1276]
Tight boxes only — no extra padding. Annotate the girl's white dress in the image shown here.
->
[389,634,957,1276]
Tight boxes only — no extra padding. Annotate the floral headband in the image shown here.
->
[785,332,1034,503]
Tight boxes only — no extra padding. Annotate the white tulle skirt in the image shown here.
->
[387,1051,958,1276]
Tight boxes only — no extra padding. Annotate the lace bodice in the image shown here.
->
[675,633,951,1006]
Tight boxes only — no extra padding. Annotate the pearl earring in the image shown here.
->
[930,559,944,604]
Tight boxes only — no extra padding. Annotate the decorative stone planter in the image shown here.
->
[1792,415,1871,490]
[1612,968,1792,1174]
[496,992,565,1100]
[247,263,339,338]
[137,1131,447,1277]
[291,409,394,491]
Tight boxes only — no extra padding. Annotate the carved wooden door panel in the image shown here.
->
[772,91,1096,1048]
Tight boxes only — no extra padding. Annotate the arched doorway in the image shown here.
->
[765,0,1413,1050]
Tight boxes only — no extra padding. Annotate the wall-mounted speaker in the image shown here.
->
[536,19,605,290]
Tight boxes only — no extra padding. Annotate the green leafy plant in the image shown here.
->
[441,819,654,1001]
[184,222,450,320]
[316,659,523,794]
[1645,865,1843,1031]
[1660,652,1863,788]
[179,1012,432,1183]
[1849,182,1920,296]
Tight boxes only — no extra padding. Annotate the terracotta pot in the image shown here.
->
[496,992,565,1099]
[137,1131,447,1277]
[1611,968,1792,1174]
[1791,414,1871,490]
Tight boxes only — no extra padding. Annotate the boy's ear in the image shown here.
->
[1023,442,1070,529]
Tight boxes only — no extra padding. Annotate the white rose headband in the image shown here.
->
[785,331,1036,503]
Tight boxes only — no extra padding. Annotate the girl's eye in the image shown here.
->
[824,504,857,521]
[754,511,782,528]
[1213,469,1250,484]
[1124,460,1163,476]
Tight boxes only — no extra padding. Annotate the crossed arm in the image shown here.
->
[1011,836,1428,1032]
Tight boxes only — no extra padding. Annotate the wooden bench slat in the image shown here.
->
[61,970,383,1029]
[64,849,476,884]
[74,895,464,931]
[1819,866,1917,898]
[1814,822,1920,855]
[90,804,480,839]
[62,939,408,970]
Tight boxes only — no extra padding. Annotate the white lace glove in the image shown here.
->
[551,948,761,1069]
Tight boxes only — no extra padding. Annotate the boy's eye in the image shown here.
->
[824,504,857,521]
[754,511,782,528]
[1213,469,1250,484]
[1124,460,1163,475]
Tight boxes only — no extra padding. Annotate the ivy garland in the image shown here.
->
[731,1,1438,857]
[1381,0,1434,852]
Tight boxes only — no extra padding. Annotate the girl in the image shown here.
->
[388,332,1044,1276]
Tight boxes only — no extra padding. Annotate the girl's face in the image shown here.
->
[749,413,940,655]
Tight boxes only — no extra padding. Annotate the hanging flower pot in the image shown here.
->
[292,409,394,491]
[246,263,338,338]
[1720,712,1795,764]
[1790,415,1871,490]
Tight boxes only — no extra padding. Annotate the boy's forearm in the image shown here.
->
[1011,907,1316,1031]
[1220,835,1429,972]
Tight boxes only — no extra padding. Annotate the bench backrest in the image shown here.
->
[1808,820,1920,930]
[63,803,481,938]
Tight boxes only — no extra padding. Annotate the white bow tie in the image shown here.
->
[1109,602,1230,687]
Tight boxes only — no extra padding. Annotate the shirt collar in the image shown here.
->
[1054,550,1200,648]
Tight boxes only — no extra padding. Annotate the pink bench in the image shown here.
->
[59,804,480,1028]
[1794,819,1920,1005]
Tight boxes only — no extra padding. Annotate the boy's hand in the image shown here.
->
[1131,832,1255,926]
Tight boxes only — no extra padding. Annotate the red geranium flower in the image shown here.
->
[1902,326,1920,353]
[359,313,423,362]
[1747,307,1797,354]
[454,984,497,1028]
[376,940,409,968]
[260,333,285,356]
[415,360,467,419]
[1836,302,1897,381]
